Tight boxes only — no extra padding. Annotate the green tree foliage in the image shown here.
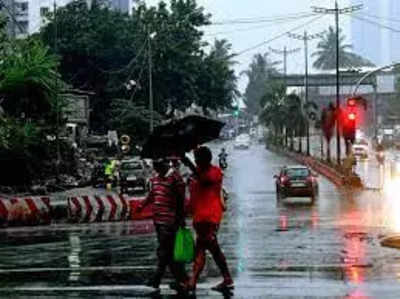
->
[197,39,240,113]
[260,82,318,153]
[242,52,280,115]
[0,19,70,186]
[40,0,237,134]
[312,26,375,70]
[109,99,163,143]
[0,39,61,121]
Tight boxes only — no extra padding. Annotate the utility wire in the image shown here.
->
[205,14,317,37]
[360,12,400,24]
[348,14,400,33]
[234,15,325,57]
[210,12,317,26]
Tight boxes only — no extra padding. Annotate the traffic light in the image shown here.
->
[343,110,357,144]
[348,112,356,121]
[233,109,239,117]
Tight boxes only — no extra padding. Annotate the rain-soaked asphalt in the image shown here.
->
[3,142,400,298]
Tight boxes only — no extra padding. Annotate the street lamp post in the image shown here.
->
[148,31,156,133]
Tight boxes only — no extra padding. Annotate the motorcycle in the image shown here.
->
[219,157,228,170]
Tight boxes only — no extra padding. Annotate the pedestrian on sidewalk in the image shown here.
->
[136,158,188,292]
[181,146,234,293]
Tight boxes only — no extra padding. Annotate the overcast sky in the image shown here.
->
[145,0,354,92]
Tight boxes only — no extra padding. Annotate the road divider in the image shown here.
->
[68,195,129,223]
[0,196,51,226]
[0,193,193,227]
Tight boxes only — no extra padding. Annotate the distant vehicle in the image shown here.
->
[120,159,150,194]
[274,165,318,202]
[234,134,250,149]
[352,143,368,159]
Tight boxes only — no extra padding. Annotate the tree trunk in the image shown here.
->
[327,138,331,163]
[320,131,324,159]
[285,128,288,148]
[290,129,294,151]
[298,129,302,153]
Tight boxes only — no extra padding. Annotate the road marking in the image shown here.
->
[0,263,373,274]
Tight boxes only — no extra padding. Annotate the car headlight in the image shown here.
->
[127,176,137,181]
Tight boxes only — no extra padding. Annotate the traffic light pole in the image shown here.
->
[335,0,341,164]
[312,2,363,164]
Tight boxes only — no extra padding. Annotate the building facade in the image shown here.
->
[351,0,400,66]
[1,0,138,38]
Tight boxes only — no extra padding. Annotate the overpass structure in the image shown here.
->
[271,72,377,88]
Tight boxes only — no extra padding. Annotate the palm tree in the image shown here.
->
[241,52,280,115]
[312,26,374,70]
[285,94,306,153]
[0,39,62,120]
[210,39,241,103]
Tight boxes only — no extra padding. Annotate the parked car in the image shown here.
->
[234,134,251,149]
[274,165,319,202]
[120,159,150,194]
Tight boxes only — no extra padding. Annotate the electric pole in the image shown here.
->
[312,2,363,164]
[288,31,324,156]
[148,30,154,133]
[269,46,300,87]
[54,0,61,183]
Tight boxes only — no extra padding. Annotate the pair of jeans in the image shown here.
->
[152,224,187,287]
[191,222,231,283]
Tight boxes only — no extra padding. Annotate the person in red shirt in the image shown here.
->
[137,158,187,292]
[182,146,233,292]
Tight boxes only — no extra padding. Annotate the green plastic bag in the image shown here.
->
[174,227,194,263]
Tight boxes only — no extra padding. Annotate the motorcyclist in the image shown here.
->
[218,148,228,170]
[376,143,385,165]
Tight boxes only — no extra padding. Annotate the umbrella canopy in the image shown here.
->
[141,115,225,159]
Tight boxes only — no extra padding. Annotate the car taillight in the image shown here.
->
[281,176,289,185]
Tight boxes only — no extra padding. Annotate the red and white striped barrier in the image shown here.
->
[68,195,129,223]
[0,197,52,226]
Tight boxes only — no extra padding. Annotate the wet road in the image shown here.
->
[2,143,400,298]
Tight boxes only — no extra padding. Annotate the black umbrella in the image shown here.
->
[141,115,225,159]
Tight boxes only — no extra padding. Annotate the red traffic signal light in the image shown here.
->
[348,112,356,121]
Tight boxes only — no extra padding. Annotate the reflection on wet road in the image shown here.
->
[2,143,400,298]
